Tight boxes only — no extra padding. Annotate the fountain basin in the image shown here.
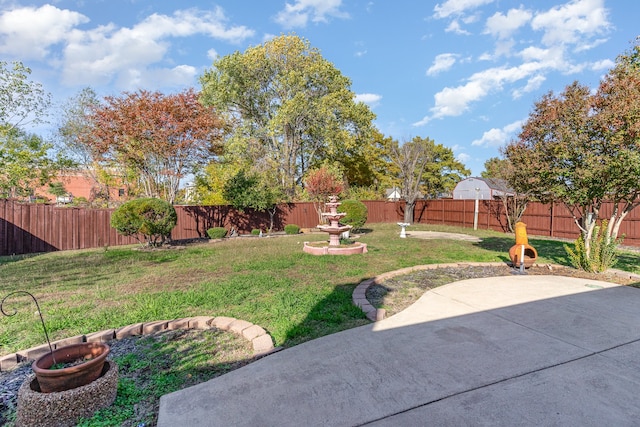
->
[303,241,368,255]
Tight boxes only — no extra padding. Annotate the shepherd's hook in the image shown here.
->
[1,290,54,355]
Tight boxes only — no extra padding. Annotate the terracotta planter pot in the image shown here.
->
[32,342,110,393]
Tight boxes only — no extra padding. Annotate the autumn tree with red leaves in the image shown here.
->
[81,89,224,204]
[503,40,640,270]
[304,166,344,224]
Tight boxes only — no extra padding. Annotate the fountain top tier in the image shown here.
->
[320,195,347,224]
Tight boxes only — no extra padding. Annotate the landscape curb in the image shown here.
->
[0,316,277,372]
[352,262,640,322]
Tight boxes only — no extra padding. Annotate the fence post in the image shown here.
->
[550,202,554,238]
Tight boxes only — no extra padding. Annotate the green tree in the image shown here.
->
[0,61,51,130]
[194,161,240,205]
[481,157,509,179]
[200,34,375,197]
[341,129,395,196]
[390,136,469,223]
[222,170,282,232]
[48,181,67,197]
[0,127,67,199]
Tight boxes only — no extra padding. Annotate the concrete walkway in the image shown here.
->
[158,275,640,426]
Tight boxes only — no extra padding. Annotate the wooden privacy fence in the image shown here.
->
[2,198,640,256]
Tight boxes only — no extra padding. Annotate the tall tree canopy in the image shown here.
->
[199,34,375,198]
[503,41,640,260]
[0,61,50,131]
[0,127,65,199]
[390,136,469,223]
[80,89,224,204]
[57,87,120,206]
[0,61,68,200]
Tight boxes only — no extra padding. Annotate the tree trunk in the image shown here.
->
[268,206,277,233]
[404,201,415,223]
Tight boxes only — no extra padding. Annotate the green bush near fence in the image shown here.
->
[337,200,368,231]
[110,198,177,246]
[284,224,300,234]
[207,227,228,239]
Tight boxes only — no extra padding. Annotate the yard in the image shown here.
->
[2,222,640,426]
[3,222,640,355]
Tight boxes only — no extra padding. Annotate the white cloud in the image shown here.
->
[60,8,253,88]
[0,5,89,60]
[574,37,608,52]
[445,20,470,35]
[471,120,523,147]
[0,5,253,89]
[484,8,532,40]
[415,62,545,125]
[456,152,471,163]
[531,0,611,47]
[355,93,382,108]
[274,0,349,29]
[591,58,614,71]
[427,53,458,76]
[512,75,546,99]
[207,49,219,61]
[433,0,494,19]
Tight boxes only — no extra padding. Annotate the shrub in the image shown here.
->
[251,229,261,235]
[337,199,368,231]
[284,224,300,235]
[111,198,177,246]
[564,220,622,273]
[207,227,228,239]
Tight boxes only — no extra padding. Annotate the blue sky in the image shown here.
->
[0,0,637,176]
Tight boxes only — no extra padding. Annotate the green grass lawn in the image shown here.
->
[2,222,639,355]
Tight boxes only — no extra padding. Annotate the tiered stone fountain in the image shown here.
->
[303,196,368,255]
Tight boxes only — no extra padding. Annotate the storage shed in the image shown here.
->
[452,177,513,200]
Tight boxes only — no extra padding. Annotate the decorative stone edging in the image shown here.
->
[352,262,640,322]
[0,316,277,372]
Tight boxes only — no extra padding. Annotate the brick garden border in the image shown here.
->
[0,316,277,372]
[352,262,640,322]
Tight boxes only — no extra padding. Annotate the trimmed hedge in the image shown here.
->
[207,227,228,239]
[111,198,177,246]
[284,224,300,235]
[337,199,368,231]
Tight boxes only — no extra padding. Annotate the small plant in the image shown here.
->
[339,237,355,245]
[110,198,177,247]
[207,227,228,239]
[251,229,261,235]
[337,199,368,231]
[284,224,300,235]
[565,220,622,273]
